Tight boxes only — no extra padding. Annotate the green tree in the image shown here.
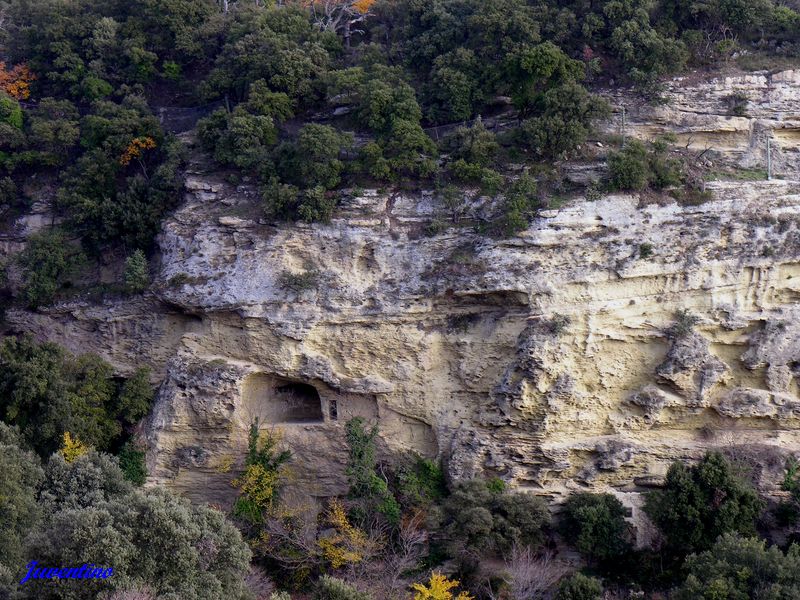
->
[674,533,800,600]
[23,486,252,600]
[0,335,153,456]
[314,575,371,600]
[118,441,148,486]
[27,97,81,166]
[116,366,154,426]
[0,423,44,596]
[561,493,631,563]
[0,335,72,455]
[345,417,401,525]
[39,450,132,512]
[439,478,548,556]
[65,353,122,450]
[498,172,540,235]
[17,229,84,308]
[275,124,352,190]
[644,452,763,555]
[123,250,149,293]
[555,573,603,600]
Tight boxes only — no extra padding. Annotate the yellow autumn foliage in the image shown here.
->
[410,573,475,600]
[317,499,377,569]
[60,432,89,463]
[352,0,376,14]
[232,463,279,514]
[120,136,157,166]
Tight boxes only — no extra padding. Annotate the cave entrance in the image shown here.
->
[273,381,324,422]
[242,374,325,424]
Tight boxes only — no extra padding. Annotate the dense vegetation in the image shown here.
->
[0,0,797,291]
[2,0,800,598]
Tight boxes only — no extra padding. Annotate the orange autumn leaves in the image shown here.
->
[352,0,376,13]
[120,137,157,166]
[0,62,35,100]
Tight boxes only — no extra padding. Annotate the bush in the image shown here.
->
[644,452,763,555]
[0,423,44,595]
[123,250,149,293]
[0,335,153,456]
[608,139,683,192]
[39,450,131,512]
[439,478,549,556]
[498,173,540,235]
[314,576,371,600]
[608,140,649,191]
[411,573,474,600]
[116,366,154,426]
[17,229,84,308]
[118,441,148,486]
[673,533,800,599]
[275,124,352,191]
[345,417,401,525]
[396,454,446,509]
[442,120,499,168]
[23,486,252,600]
[561,493,631,563]
[555,573,603,600]
[232,420,291,525]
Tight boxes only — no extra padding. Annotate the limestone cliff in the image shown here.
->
[6,69,800,536]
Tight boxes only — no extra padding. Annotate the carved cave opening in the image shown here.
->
[242,374,325,424]
[274,381,324,422]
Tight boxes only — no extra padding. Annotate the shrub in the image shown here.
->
[555,573,602,600]
[396,454,446,509]
[275,124,352,191]
[382,119,438,179]
[123,250,150,293]
[667,309,700,339]
[23,486,252,600]
[673,533,800,599]
[724,92,749,117]
[60,431,89,463]
[498,173,540,235]
[608,139,683,192]
[442,120,499,168]
[17,229,84,308]
[118,441,148,486]
[39,450,131,512]
[560,493,631,563]
[116,366,154,426]
[0,336,152,456]
[345,417,401,525]
[608,140,649,191]
[439,479,549,556]
[644,452,763,555]
[314,575,371,600]
[232,420,291,525]
[277,268,319,294]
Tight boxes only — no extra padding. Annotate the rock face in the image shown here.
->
[6,69,800,527]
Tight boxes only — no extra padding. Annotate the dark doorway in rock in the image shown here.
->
[273,381,324,422]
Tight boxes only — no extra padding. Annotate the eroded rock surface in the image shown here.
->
[5,69,800,519]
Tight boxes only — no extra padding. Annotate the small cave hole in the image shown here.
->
[273,381,324,422]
